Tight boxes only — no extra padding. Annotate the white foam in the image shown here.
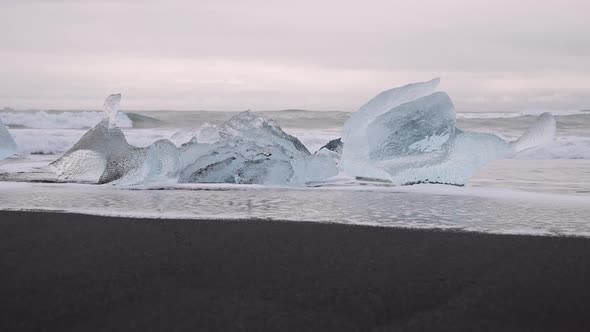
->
[10,129,83,155]
[0,181,588,237]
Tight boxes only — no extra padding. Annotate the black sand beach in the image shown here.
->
[1,211,590,331]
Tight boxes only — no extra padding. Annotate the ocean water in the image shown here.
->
[0,109,589,236]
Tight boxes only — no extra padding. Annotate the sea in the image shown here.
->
[1,109,589,236]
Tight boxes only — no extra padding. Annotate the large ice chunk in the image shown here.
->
[365,91,510,185]
[50,119,141,183]
[0,118,18,159]
[341,78,440,177]
[340,79,553,186]
[179,111,337,185]
[51,95,180,184]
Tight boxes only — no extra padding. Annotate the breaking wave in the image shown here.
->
[457,110,590,119]
[514,137,590,160]
[0,111,133,129]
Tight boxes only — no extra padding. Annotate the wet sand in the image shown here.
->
[1,210,590,331]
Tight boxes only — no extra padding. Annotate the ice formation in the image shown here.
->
[340,79,556,185]
[51,95,179,184]
[179,111,337,185]
[315,138,343,166]
[341,79,441,179]
[49,81,556,187]
[316,138,342,156]
[103,94,122,128]
[0,118,18,159]
[52,98,336,185]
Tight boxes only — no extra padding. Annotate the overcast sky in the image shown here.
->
[1,0,588,112]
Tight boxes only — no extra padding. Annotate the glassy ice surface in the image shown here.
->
[341,78,440,178]
[0,119,18,159]
[102,93,122,128]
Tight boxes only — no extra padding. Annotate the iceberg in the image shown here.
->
[51,94,180,184]
[340,79,555,185]
[0,118,18,159]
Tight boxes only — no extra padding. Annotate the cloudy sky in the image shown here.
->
[1,0,588,112]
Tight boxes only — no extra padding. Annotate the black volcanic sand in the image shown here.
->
[1,211,590,331]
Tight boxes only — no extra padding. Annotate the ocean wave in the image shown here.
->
[457,110,589,119]
[514,137,590,159]
[10,130,83,155]
[10,128,175,155]
[0,111,132,129]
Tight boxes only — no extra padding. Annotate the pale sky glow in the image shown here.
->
[1,0,589,111]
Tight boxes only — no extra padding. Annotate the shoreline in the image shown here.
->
[1,211,590,331]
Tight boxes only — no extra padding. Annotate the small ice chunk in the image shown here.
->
[103,93,122,128]
[316,138,342,156]
[0,119,18,159]
[315,138,343,168]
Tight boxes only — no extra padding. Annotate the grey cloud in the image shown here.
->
[0,0,588,111]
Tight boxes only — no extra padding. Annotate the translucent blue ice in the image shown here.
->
[0,118,17,159]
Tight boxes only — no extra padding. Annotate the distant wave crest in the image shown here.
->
[0,111,132,129]
[457,110,589,119]
[514,137,590,160]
